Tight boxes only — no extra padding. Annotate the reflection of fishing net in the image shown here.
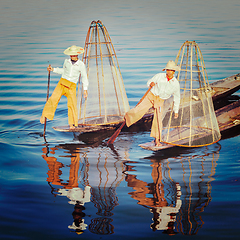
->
[77,20,130,125]
[89,217,114,235]
[161,41,221,147]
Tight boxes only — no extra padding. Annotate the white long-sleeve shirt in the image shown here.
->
[53,59,89,90]
[147,73,180,113]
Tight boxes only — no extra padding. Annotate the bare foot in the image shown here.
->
[155,139,162,147]
[40,115,45,124]
[70,125,78,129]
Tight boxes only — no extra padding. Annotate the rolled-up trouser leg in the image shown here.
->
[125,92,154,127]
[42,80,64,120]
[65,84,78,126]
[150,99,164,141]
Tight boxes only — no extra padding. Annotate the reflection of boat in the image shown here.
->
[41,135,220,236]
[54,73,240,134]
[175,149,219,235]
[124,144,220,235]
[41,142,129,235]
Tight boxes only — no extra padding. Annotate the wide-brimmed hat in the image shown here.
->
[162,60,180,71]
[64,45,84,55]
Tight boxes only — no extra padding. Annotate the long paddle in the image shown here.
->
[43,65,51,137]
[107,85,153,145]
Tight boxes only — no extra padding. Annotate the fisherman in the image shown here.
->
[125,60,180,146]
[40,45,88,129]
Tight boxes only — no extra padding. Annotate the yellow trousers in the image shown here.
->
[125,91,164,141]
[42,78,78,126]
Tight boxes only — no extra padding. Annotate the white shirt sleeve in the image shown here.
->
[52,59,89,90]
[147,73,161,96]
[147,73,180,113]
[52,59,67,75]
[52,67,64,75]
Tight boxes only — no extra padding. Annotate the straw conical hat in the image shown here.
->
[64,45,84,55]
[162,60,180,72]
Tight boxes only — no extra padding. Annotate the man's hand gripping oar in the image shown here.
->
[107,85,153,145]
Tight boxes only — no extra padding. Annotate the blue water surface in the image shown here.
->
[0,0,240,239]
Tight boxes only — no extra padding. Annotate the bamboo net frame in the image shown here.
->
[77,20,130,126]
[161,41,221,147]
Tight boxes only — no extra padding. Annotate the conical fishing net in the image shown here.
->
[77,20,130,125]
[161,41,221,147]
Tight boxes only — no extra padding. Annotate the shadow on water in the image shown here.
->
[74,129,117,146]
[40,130,224,236]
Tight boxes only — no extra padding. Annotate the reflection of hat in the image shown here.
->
[162,60,180,71]
[64,45,84,55]
[68,220,87,231]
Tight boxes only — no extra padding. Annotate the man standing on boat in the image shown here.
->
[40,45,88,129]
[125,60,180,146]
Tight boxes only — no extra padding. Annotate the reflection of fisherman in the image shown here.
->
[150,183,182,234]
[58,186,91,205]
[125,60,180,146]
[68,204,87,235]
[58,186,91,234]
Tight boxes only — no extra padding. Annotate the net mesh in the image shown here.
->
[77,20,130,125]
[161,41,221,147]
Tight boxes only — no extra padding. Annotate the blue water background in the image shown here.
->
[0,0,240,239]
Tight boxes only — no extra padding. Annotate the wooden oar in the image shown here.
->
[107,85,153,145]
[43,65,51,137]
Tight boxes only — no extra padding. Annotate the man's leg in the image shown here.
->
[40,80,64,123]
[125,92,154,127]
[65,84,78,128]
[150,99,164,146]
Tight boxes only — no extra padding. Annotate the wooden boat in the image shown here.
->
[210,73,240,101]
[53,73,240,133]
[215,98,240,133]
[140,98,240,151]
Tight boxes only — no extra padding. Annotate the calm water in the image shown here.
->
[0,0,240,239]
